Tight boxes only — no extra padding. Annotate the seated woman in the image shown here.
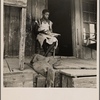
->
[35,9,60,56]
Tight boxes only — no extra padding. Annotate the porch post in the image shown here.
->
[19,8,26,71]
[71,0,82,58]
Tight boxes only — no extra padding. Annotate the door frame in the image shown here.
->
[47,0,83,57]
[71,0,83,58]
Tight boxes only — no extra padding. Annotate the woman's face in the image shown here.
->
[43,12,50,20]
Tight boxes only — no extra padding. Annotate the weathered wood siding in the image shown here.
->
[4,0,97,59]
[4,0,47,57]
[81,0,97,59]
[4,0,27,7]
[72,0,97,59]
[4,6,21,57]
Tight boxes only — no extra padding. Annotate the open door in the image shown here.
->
[48,0,73,56]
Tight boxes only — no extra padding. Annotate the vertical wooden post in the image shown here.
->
[74,0,82,58]
[19,8,26,71]
[71,0,76,57]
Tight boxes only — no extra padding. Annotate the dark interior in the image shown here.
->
[48,0,73,56]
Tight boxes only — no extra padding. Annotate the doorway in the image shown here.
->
[48,0,73,56]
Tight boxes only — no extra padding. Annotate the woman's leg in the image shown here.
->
[42,39,49,53]
[44,42,56,57]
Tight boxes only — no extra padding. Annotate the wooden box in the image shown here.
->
[60,69,96,88]
[4,71,38,87]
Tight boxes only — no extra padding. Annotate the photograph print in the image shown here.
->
[3,0,97,88]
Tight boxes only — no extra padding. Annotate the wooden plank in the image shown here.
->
[83,47,92,59]
[61,75,96,88]
[4,69,37,87]
[32,0,37,54]
[36,0,46,19]
[4,6,10,56]
[54,71,61,87]
[80,0,85,58]
[9,7,20,56]
[4,58,37,72]
[31,0,37,19]
[91,49,97,59]
[4,72,34,82]
[12,7,20,56]
[19,8,27,70]
[8,7,13,56]
[3,59,10,73]
[55,58,96,69]
[32,0,44,19]
[61,75,68,87]
[31,0,46,19]
[60,69,96,77]
[25,0,34,56]
[74,0,82,58]
[4,81,23,87]
[36,75,46,87]
[71,0,76,57]
[73,77,96,88]
[4,0,27,8]
[23,81,33,87]
[61,75,74,87]
[4,70,37,87]
[7,7,20,56]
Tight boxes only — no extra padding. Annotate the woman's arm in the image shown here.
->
[49,21,53,32]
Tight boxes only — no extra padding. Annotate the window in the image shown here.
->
[82,0,97,45]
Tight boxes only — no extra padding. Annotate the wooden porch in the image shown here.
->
[4,57,97,88]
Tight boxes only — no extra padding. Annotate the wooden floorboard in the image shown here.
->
[3,59,10,73]
[4,58,34,73]
[55,58,96,69]
[3,57,97,74]
[60,69,96,77]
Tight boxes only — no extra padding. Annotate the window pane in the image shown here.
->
[83,23,89,33]
[89,13,95,22]
[83,12,89,21]
[90,24,95,33]
[88,4,94,12]
[83,2,88,11]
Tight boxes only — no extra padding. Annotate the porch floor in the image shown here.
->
[4,56,97,73]
[3,57,97,88]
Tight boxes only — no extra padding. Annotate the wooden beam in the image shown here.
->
[74,0,82,58]
[71,0,76,56]
[19,8,26,71]
[4,0,27,8]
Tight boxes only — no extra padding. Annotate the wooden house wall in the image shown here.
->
[81,0,97,59]
[4,6,21,57]
[82,0,97,59]
[4,0,97,59]
[72,0,97,59]
[4,0,47,57]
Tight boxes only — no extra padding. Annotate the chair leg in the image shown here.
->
[53,48,55,58]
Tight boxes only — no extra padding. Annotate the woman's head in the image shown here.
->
[42,9,50,20]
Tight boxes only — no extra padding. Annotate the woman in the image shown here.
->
[36,9,60,56]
